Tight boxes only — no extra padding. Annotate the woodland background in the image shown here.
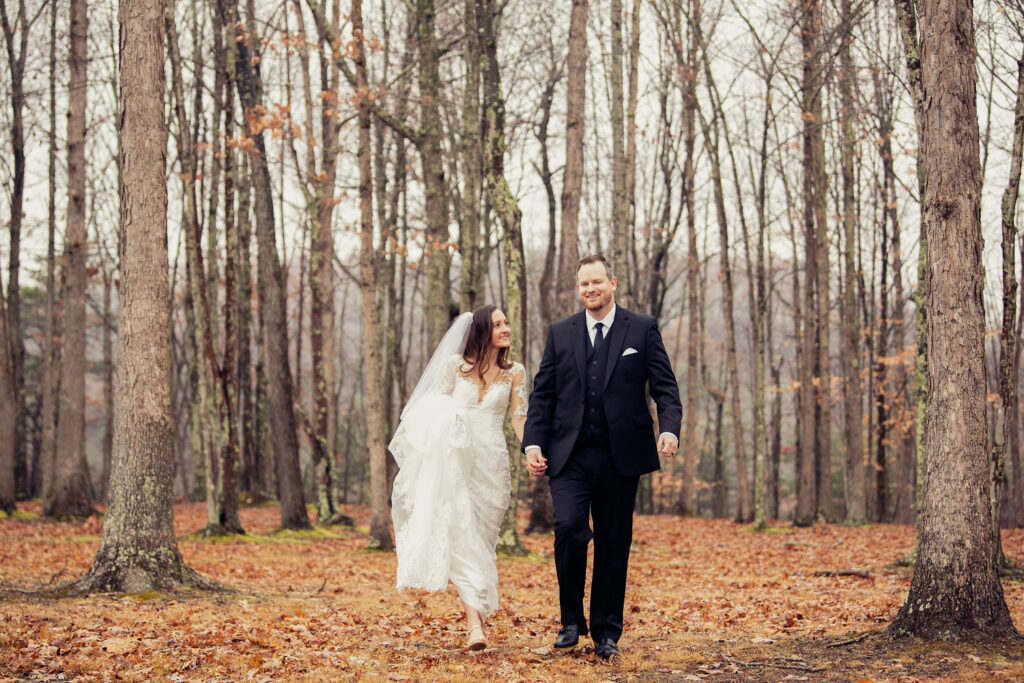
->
[2,0,1023,537]
[2,0,1024,675]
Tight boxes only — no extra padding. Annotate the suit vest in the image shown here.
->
[577,322,612,448]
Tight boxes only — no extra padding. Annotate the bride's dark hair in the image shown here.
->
[461,304,512,382]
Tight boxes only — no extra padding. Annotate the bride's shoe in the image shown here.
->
[467,625,487,651]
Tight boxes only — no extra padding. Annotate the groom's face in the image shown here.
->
[577,262,616,317]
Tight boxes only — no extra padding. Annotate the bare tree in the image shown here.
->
[48,0,95,519]
[70,0,214,593]
[888,0,1018,641]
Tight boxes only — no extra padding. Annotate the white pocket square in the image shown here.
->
[622,347,638,356]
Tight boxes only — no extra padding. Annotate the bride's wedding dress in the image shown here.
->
[389,354,528,619]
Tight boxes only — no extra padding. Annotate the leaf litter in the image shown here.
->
[1,500,1022,681]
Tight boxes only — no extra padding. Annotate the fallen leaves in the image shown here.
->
[0,501,1022,680]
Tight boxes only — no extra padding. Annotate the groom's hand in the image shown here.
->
[525,447,547,477]
[658,433,678,458]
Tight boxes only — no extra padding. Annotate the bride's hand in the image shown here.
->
[525,448,547,477]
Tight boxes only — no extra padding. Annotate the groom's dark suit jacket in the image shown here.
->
[523,307,682,478]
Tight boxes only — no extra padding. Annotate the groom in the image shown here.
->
[523,254,681,659]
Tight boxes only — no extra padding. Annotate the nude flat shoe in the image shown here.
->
[467,625,487,651]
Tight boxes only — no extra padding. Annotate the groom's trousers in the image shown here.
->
[548,443,640,644]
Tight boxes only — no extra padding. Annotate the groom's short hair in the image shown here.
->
[577,254,614,280]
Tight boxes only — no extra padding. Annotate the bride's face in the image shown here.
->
[491,309,511,349]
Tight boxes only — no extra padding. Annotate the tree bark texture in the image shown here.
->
[0,288,14,514]
[0,0,30,498]
[72,0,213,593]
[49,0,94,519]
[839,0,865,525]
[416,0,453,348]
[889,0,1019,641]
[478,0,528,555]
[680,0,700,516]
[353,0,393,550]
[557,0,587,316]
[795,0,820,527]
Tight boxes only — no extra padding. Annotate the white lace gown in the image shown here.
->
[388,355,528,619]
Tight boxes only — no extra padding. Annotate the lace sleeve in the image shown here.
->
[509,362,528,442]
[438,354,461,395]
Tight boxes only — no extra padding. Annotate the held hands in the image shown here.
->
[658,433,678,458]
[525,447,548,477]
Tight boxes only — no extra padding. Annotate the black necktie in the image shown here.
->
[593,322,604,352]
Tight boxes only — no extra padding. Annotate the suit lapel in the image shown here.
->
[571,313,587,389]
[604,308,630,390]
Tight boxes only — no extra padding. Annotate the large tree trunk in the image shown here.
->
[71,0,213,593]
[888,0,1018,641]
[557,0,586,315]
[49,0,94,519]
[353,0,393,551]
[839,0,865,525]
[219,0,310,530]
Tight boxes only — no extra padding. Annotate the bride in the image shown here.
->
[388,305,528,651]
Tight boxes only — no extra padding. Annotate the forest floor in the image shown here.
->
[1,500,1023,682]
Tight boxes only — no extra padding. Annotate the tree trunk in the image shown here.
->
[353,0,393,550]
[810,0,832,524]
[38,0,60,507]
[794,0,820,528]
[477,0,528,556]
[101,269,114,500]
[698,101,750,523]
[0,0,30,499]
[888,0,1019,641]
[219,0,310,530]
[839,0,865,525]
[535,63,560,334]
[71,0,214,593]
[0,287,14,514]
[459,0,484,312]
[557,0,586,316]
[609,0,629,305]
[709,387,726,519]
[49,0,94,519]
[528,63,559,535]
[680,0,700,516]
[894,0,928,554]
[167,1,224,536]
[994,41,1024,533]
[417,0,453,347]
[303,1,342,524]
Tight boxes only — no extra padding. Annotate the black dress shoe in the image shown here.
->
[594,637,620,660]
[553,624,582,649]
